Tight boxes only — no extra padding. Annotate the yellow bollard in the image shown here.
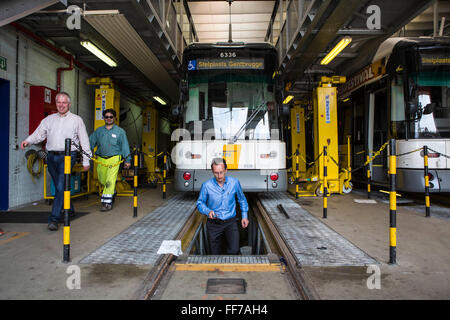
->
[63,138,71,263]
[163,153,167,199]
[133,154,138,218]
[423,145,431,217]
[366,154,371,198]
[295,149,299,199]
[323,146,328,219]
[389,139,397,264]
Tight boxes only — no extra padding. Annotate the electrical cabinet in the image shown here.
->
[29,86,58,134]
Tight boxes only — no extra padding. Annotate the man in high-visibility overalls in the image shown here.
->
[90,109,131,211]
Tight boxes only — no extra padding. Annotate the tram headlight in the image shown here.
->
[427,173,434,181]
[272,182,278,188]
[183,172,191,180]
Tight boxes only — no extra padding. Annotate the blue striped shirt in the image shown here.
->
[197,176,248,220]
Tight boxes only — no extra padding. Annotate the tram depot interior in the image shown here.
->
[0,0,449,301]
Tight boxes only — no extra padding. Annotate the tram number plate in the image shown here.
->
[220,52,236,58]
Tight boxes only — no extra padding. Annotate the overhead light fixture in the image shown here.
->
[80,41,117,67]
[283,95,294,104]
[320,37,352,65]
[153,96,167,105]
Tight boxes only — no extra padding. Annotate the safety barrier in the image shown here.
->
[351,142,450,218]
[140,151,170,200]
[69,142,139,215]
[71,141,171,201]
[288,138,450,265]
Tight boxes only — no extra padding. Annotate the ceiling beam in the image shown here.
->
[0,0,66,27]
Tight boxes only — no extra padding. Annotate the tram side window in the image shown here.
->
[390,76,406,139]
[415,86,450,138]
[186,84,209,123]
[432,86,450,138]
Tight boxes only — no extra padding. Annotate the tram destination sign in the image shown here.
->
[188,58,264,70]
[420,54,450,66]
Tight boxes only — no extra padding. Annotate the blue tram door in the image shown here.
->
[0,78,10,210]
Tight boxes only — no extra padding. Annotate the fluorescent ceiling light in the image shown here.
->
[320,37,352,65]
[283,95,294,104]
[80,41,117,67]
[153,96,167,105]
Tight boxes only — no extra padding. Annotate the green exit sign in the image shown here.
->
[0,56,6,71]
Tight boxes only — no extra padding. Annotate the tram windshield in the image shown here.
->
[411,72,450,138]
[184,73,277,140]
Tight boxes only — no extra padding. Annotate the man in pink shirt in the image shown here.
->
[21,92,91,231]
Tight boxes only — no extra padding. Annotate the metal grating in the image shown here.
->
[258,192,378,267]
[79,193,197,265]
[186,255,271,264]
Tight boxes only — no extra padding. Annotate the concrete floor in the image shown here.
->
[297,190,450,299]
[0,184,449,300]
[0,184,171,300]
[156,269,299,300]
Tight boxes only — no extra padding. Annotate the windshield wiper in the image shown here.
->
[228,101,267,144]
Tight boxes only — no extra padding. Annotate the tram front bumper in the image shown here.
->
[175,169,287,192]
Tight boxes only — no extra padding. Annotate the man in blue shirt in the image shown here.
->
[90,109,131,211]
[197,158,249,255]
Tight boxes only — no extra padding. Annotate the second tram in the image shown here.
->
[338,37,450,192]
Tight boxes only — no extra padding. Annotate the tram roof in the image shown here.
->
[184,42,277,51]
[373,36,450,63]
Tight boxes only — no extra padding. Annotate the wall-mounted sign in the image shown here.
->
[0,56,6,71]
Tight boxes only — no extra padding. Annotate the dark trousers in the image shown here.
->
[46,151,77,223]
[206,218,240,255]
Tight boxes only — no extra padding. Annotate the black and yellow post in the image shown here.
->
[423,145,431,217]
[133,154,138,218]
[163,152,167,199]
[323,146,328,219]
[63,138,71,263]
[389,139,397,264]
[366,155,371,199]
[295,148,299,199]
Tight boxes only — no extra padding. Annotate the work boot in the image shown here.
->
[48,222,58,231]
[100,203,112,212]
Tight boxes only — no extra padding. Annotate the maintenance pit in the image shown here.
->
[175,202,283,272]
[185,206,269,256]
[153,197,300,300]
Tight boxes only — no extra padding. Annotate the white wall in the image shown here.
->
[0,25,142,209]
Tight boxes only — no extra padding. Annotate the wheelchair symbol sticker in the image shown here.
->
[188,60,197,71]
